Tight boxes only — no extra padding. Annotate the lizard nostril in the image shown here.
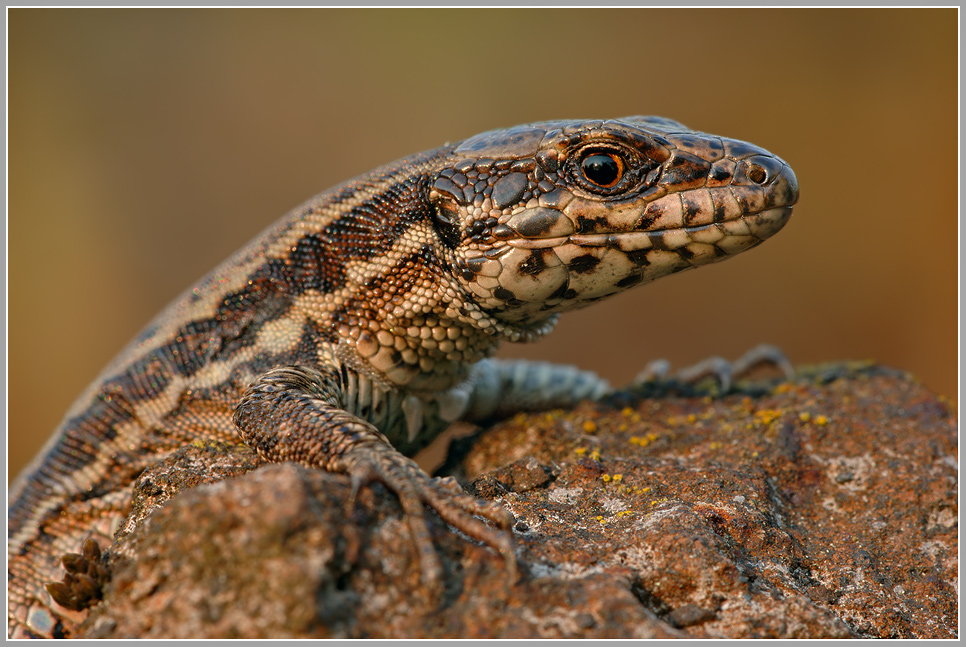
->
[746,163,768,185]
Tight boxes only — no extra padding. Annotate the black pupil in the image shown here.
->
[581,154,620,187]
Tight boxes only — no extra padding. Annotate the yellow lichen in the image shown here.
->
[754,409,783,425]
[621,407,642,423]
[629,432,660,448]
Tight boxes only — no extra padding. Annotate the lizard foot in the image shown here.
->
[234,365,519,588]
[234,366,516,586]
[343,441,517,587]
[634,344,793,393]
[45,538,110,612]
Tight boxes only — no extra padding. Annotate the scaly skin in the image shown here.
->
[8,116,798,637]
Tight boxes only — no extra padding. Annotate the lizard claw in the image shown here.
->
[634,344,793,392]
[346,461,379,516]
[434,475,463,494]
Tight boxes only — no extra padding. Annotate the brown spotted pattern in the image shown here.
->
[8,117,797,638]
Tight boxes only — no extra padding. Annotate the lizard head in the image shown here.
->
[428,116,798,329]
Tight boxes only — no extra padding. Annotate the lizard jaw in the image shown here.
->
[460,202,794,320]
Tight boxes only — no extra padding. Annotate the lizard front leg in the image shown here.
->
[232,366,516,585]
[462,358,612,423]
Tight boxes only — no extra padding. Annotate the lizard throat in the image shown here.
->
[458,204,794,323]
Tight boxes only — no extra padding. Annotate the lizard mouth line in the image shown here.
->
[503,206,794,250]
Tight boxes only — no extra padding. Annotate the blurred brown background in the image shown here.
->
[8,8,958,481]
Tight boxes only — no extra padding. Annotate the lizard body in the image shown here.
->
[8,116,798,638]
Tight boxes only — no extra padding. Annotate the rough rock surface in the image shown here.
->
[78,363,958,639]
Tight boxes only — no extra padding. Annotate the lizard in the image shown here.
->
[7,116,798,638]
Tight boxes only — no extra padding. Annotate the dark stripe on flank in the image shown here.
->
[288,174,434,295]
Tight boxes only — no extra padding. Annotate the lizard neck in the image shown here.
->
[289,216,559,393]
[232,153,556,394]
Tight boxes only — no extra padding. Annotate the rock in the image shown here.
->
[79,363,958,638]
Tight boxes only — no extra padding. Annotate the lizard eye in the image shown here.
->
[580,150,625,189]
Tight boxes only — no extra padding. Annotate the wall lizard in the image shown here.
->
[8,116,798,638]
